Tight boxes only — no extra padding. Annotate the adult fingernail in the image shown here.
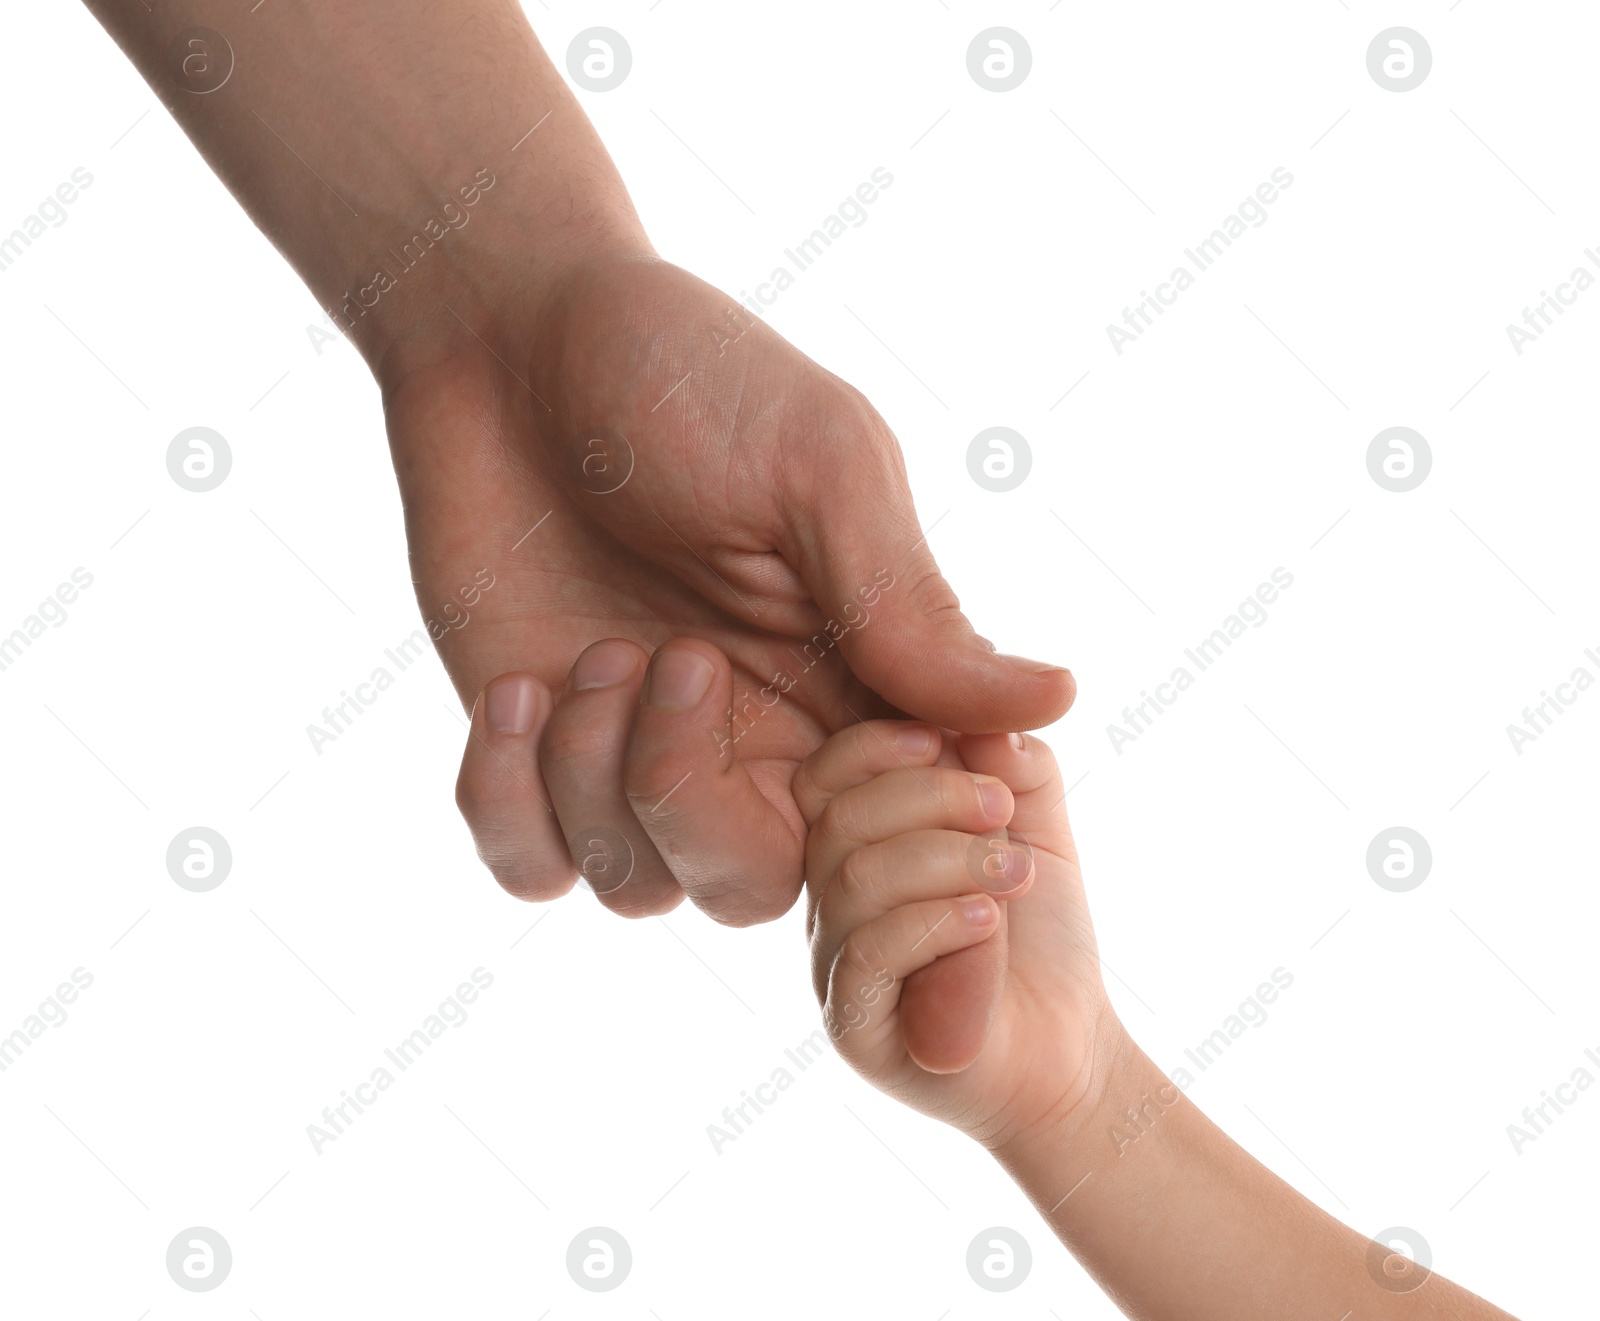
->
[485,674,537,734]
[572,640,638,691]
[898,724,936,755]
[998,653,1070,675]
[1008,732,1026,751]
[646,648,714,710]
[976,777,1010,820]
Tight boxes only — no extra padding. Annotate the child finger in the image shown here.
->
[812,829,1033,988]
[956,732,1078,861]
[791,719,943,830]
[901,926,1009,1076]
[806,767,1014,905]
[824,893,1001,1067]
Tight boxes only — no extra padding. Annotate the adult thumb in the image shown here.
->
[784,457,1074,733]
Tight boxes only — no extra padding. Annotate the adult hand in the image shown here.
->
[79,0,1073,925]
[392,252,1075,924]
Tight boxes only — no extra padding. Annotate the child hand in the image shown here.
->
[792,721,1116,1149]
[796,722,1521,1321]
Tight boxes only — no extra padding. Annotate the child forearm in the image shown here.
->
[990,1024,1518,1321]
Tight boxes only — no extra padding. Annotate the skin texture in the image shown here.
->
[67,8,1524,1313]
[799,719,1521,1321]
[78,0,1072,922]
[76,1,1069,1042]
[405,253,1075,924]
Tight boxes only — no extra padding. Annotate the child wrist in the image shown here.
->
[982,1009,1141,1166]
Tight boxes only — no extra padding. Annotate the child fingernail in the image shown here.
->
[898,724,935,755]
[1008,732,1026,751]
[977,778,1009,819]
[961,895,997,925]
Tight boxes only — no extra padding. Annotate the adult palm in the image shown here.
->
[382,253,1075,923]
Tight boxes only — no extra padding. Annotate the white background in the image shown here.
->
[1,2,1594,1316]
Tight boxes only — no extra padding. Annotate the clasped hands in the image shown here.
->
[385,251,1075,929]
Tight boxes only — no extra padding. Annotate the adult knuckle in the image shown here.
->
[902,563,964,626]
[539,716,611,773]
[622,741,690,812]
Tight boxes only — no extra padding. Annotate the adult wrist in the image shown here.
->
[363,184,653,403]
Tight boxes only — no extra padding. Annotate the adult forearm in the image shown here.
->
[80,0,649,378]
[993,1027,1515,1321]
